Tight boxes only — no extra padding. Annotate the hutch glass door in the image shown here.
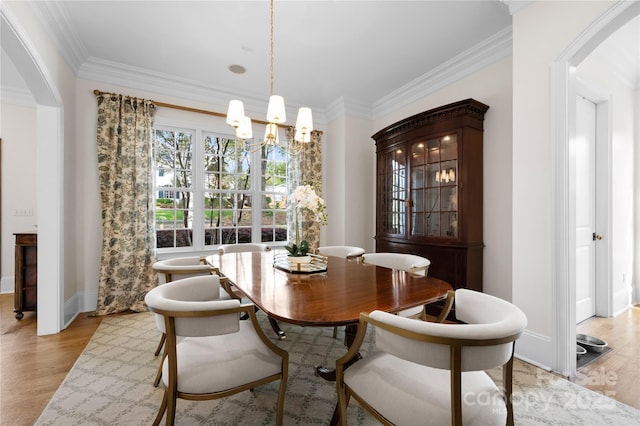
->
[378,148,407,236]
[410,134,458,239]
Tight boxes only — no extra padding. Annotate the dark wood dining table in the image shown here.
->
[207,250,452,424]
[207,250,452,329]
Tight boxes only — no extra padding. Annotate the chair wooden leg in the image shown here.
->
[332,326,338,338]
[152,389,168,426]
[435,290,456,323]
[504,355,515,426]
[166,389,177,426]
[275,377,287,425]
[154,347,167,387]
[154,333,166,356]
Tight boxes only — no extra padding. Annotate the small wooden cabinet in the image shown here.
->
[14,232,37,320]
[372,99,489,291]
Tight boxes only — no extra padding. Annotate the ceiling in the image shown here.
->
[1,1,638,122]
[2,0,514,119]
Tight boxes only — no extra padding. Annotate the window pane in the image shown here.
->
[275,211,287,226]
[221,210,235,226]
[238,210,252,226]
[155,126,287,251]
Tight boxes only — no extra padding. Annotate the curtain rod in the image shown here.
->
[93,89,269,125]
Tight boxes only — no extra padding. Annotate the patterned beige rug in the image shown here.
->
[36,312,640,425]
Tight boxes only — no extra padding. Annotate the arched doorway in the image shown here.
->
[1,8,64,335]
[551,1,639,376]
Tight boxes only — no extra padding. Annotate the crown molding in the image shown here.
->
[0,85,36,107]
[591,17,640,90]
[324,97,373,123]
[79,56,330,126]
[28,0,86,73]
[594,47,640,90]
[500,1,533,15]
[372,27,512,120]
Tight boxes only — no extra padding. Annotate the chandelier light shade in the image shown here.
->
[264,122,279,145]
[237,116,253,140]
[266,95,286,124]
[294,107,313,142]
[226,100,245,127]
[226,0,313,155]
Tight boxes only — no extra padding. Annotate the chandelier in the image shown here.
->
[226,0,313,155]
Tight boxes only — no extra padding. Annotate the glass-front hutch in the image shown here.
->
[373,99,489,291]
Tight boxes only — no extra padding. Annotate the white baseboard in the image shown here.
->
[613,287,633,317]
[514,329,553,372]
[1,276,15,294]
[63,290,98,329]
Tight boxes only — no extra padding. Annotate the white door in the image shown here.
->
[575,95,597,324]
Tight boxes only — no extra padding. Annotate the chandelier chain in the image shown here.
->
[270,0,274,96]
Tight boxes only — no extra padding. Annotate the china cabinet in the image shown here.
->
[372,99,489,291]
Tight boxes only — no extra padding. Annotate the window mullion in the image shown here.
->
[191,128,205,249]
[251,146,262,242]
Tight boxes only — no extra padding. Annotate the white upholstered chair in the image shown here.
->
[153,256,220,285]
[336,289,527,426]
[218,242,272,255]
[151,256,231,386]
[361,252,431,318]
[317,246,365,338]
[317,246,365,259]
[145,274,288,426]
[217,243,286,339]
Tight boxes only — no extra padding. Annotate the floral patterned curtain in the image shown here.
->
[95,93,158,315]
[286,128,323,250]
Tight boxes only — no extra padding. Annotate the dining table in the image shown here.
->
[207,249,452,355]
[206,250,453,422]
[208,250,451,326]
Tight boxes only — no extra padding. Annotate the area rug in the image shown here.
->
[36,312,640,425]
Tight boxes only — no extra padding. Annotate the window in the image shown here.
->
[154,125,288,251]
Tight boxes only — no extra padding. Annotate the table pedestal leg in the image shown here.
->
[269,317,286,340]
[315,323,359,381]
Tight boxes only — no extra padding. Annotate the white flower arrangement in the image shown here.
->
[289,184,328,225]
[286,185,328,256]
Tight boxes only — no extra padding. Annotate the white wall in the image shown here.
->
[322,111,376,253]
[322,115,348,247]
[344,115,376,252]
[0,104,38,293]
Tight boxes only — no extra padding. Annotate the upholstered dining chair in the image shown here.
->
[217,243,286,339]
[336,289,527,426]
[151,256,231,386]
[317,246,365,338]
[145,274,288,426]
[317,245,365,259]
[361,252,431,318]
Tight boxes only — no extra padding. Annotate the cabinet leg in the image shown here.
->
[14,310,24,320]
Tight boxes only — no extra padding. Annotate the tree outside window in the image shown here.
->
[154,127,287,250]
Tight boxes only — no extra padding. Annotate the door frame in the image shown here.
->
[1,6,64,335]
[551,1,637,377]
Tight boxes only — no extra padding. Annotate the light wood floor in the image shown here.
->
[1,294,638,425]
[1,294,103,426]
[573,304,640,409]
